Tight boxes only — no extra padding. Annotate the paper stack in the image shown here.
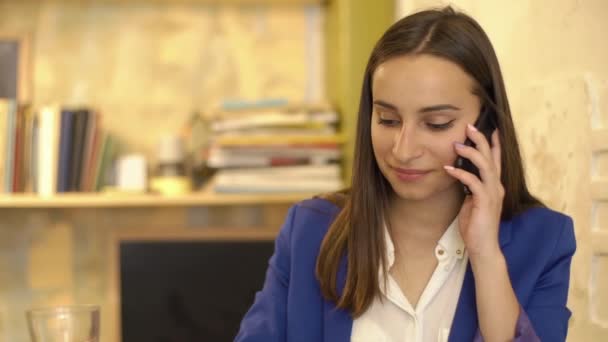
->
[207,102,345,193]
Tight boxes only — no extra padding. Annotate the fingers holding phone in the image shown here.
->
[490,129,502,179]
[446,125,501,197]
[443,123,505,260]
[451,106,499,195]
[456,124,501,184]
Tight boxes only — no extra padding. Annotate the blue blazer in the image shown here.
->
[236,198,576,342]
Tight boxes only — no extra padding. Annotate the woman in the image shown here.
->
[236,6,575,342]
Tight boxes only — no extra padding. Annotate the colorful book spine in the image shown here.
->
[0,99,10,193]
[57,109,75,192]
[69,109,89,191]
[12,104,24,192]
[37,106,60,196]
[80,111,98,191]
[4,100,17,193]
[94,133,115,191]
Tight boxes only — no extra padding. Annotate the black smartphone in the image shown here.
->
[454,106,497,195]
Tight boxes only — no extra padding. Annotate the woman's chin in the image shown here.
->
[388,178,461,202]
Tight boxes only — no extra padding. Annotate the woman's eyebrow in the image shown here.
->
[373,100,462,114]
[419,104,461,113]
[373,100,399,111]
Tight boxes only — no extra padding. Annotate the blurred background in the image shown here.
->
[0,0,605,341]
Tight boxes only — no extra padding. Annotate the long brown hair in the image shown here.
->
[316,6,544,317]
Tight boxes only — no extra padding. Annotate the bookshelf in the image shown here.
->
[0,3,396,341]
[0,168,317,208]
[0,0,395,205]
[0,190,315,208]
[105,0,323,4]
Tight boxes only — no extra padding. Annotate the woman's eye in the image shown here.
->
[426,120,455,131]
[378,118,400,127]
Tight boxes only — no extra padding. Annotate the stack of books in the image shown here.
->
[206,102,345,193]
[0,99,115,195]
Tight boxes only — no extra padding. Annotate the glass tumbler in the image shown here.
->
[26,305,100,342]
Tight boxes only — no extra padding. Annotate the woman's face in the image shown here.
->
[371,54,482,201]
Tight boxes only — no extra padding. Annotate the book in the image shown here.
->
[208,156,336,168]
[213,134,345,147]
[215,164,342,179]
[3,100,17,193]
[80,111,98,191]
[220,98,289,111]
[211,145,341,157]
[211,110,338,132]
[213,164,344,193]
[94,133,115,191]
[214,126,336,136]
[30,114,38,192]
[214,100,331,114]
[83,123,101,192]
[12,104,25,192]
[0,99,10,193]
[208,145,341,168]
[69,109,89,191]
[213,180,344,194]
[37,106,61,196]
[22,106,36,192]
[56,109,75,192]
[12,104,34,192]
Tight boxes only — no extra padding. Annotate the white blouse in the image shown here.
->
[351,217,468,342]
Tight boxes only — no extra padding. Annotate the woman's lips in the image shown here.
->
[393,168,431,181]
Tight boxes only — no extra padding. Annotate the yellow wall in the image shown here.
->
[325,0,395,182]
[0,2,316,340]
[0,1,316,162]
[396,1,608,341]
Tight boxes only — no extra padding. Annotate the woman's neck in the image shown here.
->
[388,184,464,246]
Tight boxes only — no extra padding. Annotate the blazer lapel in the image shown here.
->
[498,218,513,248]
[323,254,352,342]
[448,263,478,342]
[449,219,513,341]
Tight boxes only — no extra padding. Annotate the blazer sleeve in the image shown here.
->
[473,307,538,342]
[521,215,576,341]
[234,205,296,342]
[474,216,576,342]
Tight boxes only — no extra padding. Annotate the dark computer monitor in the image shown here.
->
[119,239,275,342]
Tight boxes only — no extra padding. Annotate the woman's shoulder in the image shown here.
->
[292,189,349,218]
[281,191,348,247]
[510,205,573,230]
[502,205,576,303]
[506,205,575,252]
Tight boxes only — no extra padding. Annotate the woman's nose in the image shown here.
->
[392,126,423,162]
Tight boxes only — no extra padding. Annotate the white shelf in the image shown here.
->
[0,190,315,208]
